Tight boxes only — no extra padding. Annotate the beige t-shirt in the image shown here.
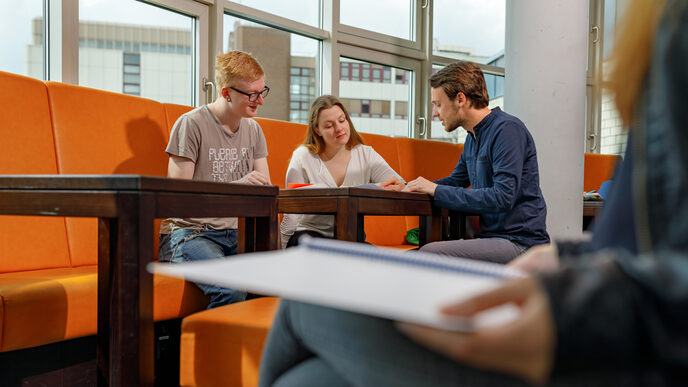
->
[160,105,268,233]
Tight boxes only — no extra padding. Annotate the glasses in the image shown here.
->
[229,86,270,102]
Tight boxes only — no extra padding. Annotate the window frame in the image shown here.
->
[45,0,208,106]
[23,0,518,141]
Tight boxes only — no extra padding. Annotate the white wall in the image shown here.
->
[504,0,588,239]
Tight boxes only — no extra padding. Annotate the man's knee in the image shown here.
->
[418,240,459,256]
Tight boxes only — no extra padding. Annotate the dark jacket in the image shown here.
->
[433,107,550,248]
[544,1,688,381]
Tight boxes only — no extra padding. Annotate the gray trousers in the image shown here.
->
[419,237,527,264]
[259,301,644,387]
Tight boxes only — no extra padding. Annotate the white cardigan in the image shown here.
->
[280,145,405,247]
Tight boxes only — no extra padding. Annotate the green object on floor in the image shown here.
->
[406,228,419,245]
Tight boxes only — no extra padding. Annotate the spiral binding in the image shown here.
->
[299,236,526,279]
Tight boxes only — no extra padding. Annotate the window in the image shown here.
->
[395,101,408,119]
[123,53,141,96]
[339,57,413,137]
[229,0,319,28]
[361,100,370,115]
[430,0,506,142]
[1,1,44,79]
[78,0,195,105]
[340,0,414,40]
[586,0,627,156]
[433,0,505,60]
[224,12,320,124]
[290,66,316,124]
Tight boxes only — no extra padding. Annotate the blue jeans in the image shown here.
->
[158,228,247,309]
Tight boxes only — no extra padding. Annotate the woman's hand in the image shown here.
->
[508,244,559,274]
[379,177,406,191]
[397,277,555,384]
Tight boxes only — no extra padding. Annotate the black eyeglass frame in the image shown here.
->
[229,86,270,102]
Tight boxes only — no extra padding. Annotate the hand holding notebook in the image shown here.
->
[150,236,525,331]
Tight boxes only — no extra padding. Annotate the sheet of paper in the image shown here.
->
[150,243,520,331]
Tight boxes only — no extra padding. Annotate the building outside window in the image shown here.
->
[0,1,43,80]
[74,0,195,105]
[224,13,319,124]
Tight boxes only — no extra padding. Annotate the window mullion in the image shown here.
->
[47,0,79,83]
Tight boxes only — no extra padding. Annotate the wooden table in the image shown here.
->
[0,175,278,386]
[278,187,446,245]
[583,200,604,230]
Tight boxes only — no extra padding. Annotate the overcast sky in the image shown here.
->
[0,0,504,76]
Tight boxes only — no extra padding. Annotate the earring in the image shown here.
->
[226,97,231,102]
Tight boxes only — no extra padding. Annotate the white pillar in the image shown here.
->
[504,0,588,239]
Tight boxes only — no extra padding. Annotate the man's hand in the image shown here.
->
[508,244,559,274]
[397,277,555,384]
[237,171,270,185]
[402,176,438,196]
[379,177,406,191]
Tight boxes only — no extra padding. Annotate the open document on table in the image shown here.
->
[149,236,526,332]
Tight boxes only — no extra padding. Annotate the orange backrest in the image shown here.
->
[583,153,621,192]
[0,71,72,273]
[163,103,194,139]
[395,137,463,231]
[395,137,462,182]
[47,82,169,266]
[256,117,308,189]
[360,133,401,172]
[360,133,407,246]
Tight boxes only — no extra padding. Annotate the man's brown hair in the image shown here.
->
[303,95,365,155]
[429,61,489,108]
[215,51,264,89]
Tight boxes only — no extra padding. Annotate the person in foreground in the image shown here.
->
[259,0,688,385]
[383,61,549,264]
[158,51,271,309]
[280,95,405,248]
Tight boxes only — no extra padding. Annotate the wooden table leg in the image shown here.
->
[255,198,278,251]
[336,197,361,241]
[97,218,112,386]
[98,193,154,386]
[239,217,256,253]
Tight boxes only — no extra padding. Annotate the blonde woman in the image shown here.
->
[280,95,405,248]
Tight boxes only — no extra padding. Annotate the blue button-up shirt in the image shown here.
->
[433,107,550,248]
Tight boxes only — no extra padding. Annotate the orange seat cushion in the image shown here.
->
[0,266,98,352]
[583,153,621,192]
[180,297,280,387]
[0,71,72,273]
[0,266,207,352]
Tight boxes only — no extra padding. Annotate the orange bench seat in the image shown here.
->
[180,297,280,387]
[0,71,209,353]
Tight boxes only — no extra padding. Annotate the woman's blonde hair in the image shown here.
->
[607,0,666,126]
[215,51,264,89]
[303,95,365,154]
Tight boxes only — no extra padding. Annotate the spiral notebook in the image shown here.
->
[150,236,525,331]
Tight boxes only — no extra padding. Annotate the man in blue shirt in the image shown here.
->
[401,61,549,263]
